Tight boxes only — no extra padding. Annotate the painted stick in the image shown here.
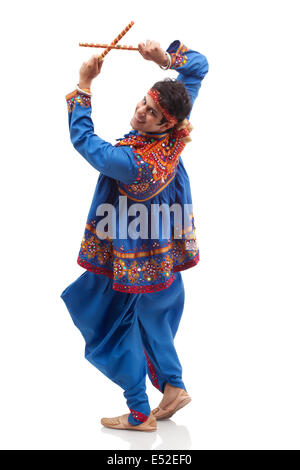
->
[79,42,138,51]
[97,21,135,62]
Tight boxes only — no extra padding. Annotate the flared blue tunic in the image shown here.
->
[66,40,209,293]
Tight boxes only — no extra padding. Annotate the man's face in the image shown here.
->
[130,94,173,133]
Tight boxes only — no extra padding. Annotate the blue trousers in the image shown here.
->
[60,271,186,425]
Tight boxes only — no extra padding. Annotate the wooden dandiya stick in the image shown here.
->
[98,21,135,62]
[79,42,138,51]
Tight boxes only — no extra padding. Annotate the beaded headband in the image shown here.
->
[148,88,178,126]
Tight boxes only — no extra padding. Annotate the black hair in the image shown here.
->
[152,78,192,126]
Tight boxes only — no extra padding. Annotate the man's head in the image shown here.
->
[130,78,192,134]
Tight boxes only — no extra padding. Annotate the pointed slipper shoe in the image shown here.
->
[101,411,157,432]
[152,390,192,420]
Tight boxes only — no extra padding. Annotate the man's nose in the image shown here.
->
[137,105,146,116]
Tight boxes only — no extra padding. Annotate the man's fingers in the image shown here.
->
[87,55,99,73]
[138,40,161,61]
[98,59,103,73]
[138,42,146,54]
[93,55,100,71]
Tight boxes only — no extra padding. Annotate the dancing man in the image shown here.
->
[61,39,208,431]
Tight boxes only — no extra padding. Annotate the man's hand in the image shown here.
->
[79,55,103,89]
[138,40,169,67]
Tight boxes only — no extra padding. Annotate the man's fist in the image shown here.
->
[138,40,169,67]
[79,55,103,89]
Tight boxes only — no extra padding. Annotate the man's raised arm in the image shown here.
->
[66,55,138,185]
[138,40,209,114]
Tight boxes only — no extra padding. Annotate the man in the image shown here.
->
[61,39,208,432]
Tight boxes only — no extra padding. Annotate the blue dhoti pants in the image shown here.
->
[60,270,186,425]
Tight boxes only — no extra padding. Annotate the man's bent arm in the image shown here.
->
[166,40,209,115]
[65,89,138,185]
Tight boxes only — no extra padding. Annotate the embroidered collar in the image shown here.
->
[116,120,193,185]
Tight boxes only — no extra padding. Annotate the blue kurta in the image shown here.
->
[66,40,209,294]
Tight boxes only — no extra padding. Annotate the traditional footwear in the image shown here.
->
[101,411,157,432]
[152,389,192,420]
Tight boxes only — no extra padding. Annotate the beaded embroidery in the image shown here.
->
[116,126,190,201]
[168,42,189,69]
[77,218,199,294]
[66,90,91,114]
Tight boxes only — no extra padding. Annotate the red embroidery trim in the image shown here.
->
[129,409,149,423]
[77,257,176,293]
[77,253,200,293]
[113,275,175,293]
[143,348,160,391]
[77,258,114,279]
[173,252,199,272]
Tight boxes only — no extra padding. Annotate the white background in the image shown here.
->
[0,0,299,450]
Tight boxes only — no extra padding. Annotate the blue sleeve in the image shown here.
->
[65,90,138,185]
[166,40,209,113]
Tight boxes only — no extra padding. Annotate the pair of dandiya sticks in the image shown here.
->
[79,21,137,60]
[79,20,179,126]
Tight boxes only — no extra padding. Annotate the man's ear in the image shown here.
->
[159,121,174,132]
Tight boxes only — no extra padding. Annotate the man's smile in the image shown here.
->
[133,114,145,124]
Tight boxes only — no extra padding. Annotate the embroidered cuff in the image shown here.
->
[66,90,91,114]
[166,41,189,69]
